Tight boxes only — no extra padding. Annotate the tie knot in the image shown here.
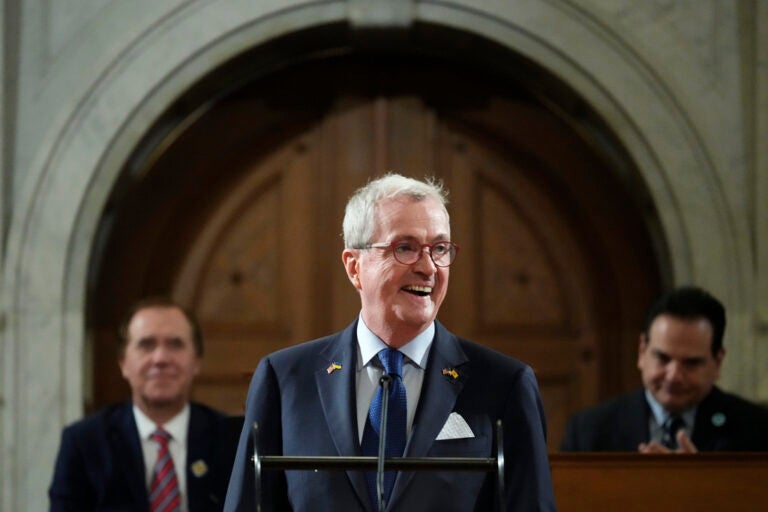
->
[664,415,685,432]
[150,428,172,446]
[378,348,403,377]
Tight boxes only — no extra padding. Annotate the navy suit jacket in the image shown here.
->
[560,386,768,452]
[49,401,241,512]
[224,320,556,511]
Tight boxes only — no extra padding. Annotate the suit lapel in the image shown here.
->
[315,321,371,510]
[109,403,149,509]
[187,404,215,512]
[389,322,468,508]
[614,390,650,449]
[692,386,727,450]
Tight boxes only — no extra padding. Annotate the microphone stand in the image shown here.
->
[375,373,392,512]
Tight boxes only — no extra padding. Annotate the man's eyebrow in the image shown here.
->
[650,348,706,363]
[390,234,451,242]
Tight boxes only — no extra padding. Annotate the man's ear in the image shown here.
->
[637,332,648,368]
[342,249,362,290]
[714,347,725,370]
[118,356,128,379]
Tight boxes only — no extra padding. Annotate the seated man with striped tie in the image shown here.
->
[49,298,240,511]
[560,286,768,453]
[224,174,556,511]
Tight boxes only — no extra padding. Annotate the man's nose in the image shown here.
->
[413,247,437,273]
[150,346,172,363]
[665,361,684,380]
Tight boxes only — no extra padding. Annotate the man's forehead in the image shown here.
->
[374,197,449,230]
[128,307,191,333]
[649,314,713,336]
[646,317,715,357]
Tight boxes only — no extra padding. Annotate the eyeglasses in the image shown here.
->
[361,240,460,267]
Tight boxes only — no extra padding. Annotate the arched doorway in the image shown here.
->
[89,47,661,451]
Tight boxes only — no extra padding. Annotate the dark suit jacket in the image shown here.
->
[49,401,241,512]
[224,319,556,511]
[560,386,768,452]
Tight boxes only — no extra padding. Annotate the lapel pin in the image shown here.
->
[190,459,208,478]
[711,412,726,427]
[442,368,459,380]
[326,362,342,374]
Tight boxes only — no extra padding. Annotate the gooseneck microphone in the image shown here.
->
[375,373,392,512]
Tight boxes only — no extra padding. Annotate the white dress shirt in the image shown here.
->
[134,403,190,512]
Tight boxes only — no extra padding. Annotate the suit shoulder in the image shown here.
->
[62,403,130,436]
[568,390,642,422]
[708,387,768,421]
[272,333,338,357]
[450,336,537,393]
[259,331,344,372]
[190,401,228,420]
[455,336,529,373]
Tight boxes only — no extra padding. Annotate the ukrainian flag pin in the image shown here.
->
[442,368,459,379]
[327,362,342,374]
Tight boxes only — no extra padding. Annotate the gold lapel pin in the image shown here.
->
[191,459,208,478]
[327,362,342,374]
[442,368,459,379]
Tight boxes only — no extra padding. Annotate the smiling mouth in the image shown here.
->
[403,285,432,297]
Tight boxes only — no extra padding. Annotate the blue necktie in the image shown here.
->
[361,348,407,510]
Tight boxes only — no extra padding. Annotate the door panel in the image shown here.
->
[91,59,660,451]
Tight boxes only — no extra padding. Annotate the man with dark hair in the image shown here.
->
[50,298,239,511]
[560,286,768,452]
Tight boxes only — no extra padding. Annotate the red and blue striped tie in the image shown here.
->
[149,428,181,512]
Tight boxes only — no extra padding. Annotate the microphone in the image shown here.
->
[375,373,392,512]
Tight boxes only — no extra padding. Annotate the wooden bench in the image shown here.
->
[550,453,768,511]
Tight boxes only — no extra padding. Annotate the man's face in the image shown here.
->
[343,196,451,346]
[637,314,723,413]
[119,306,201,413]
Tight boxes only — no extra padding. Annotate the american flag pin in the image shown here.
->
[327,362,342,374]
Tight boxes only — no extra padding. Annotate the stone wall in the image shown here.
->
[1,1,765,510]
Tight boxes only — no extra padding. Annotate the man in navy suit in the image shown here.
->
[49,298,240,511]
[560,286,768,452]
[225,174,556,511]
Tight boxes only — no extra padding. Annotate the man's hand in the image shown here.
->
[638,430,698,454]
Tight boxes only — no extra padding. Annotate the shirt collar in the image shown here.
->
[356,314,433,369]
[644,389,696,426]
[133,402,190,444]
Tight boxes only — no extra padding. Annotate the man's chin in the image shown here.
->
[657,395,692,413]
[143,390,185,407]
[395,307,437,326]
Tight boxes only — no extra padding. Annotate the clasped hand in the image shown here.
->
[638,430,698,454]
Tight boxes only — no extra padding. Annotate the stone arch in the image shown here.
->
[2,2,746,510]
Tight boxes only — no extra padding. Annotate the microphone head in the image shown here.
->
[379,374,393,385]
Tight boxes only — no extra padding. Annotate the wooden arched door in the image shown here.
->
[90,56,660,451]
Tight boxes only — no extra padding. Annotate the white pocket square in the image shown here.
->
[436,412,475,440]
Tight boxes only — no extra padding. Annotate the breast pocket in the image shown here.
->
[428,414,492,457]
